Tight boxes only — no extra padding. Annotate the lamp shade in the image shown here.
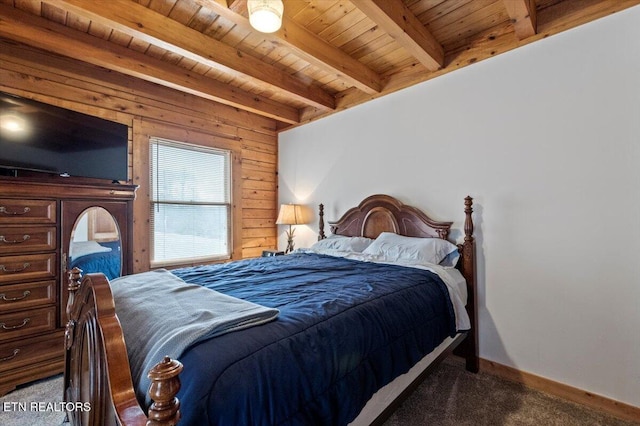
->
[248,0,284,33]
[276,204,304,225]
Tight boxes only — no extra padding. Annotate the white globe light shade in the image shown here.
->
[248,0,283,33]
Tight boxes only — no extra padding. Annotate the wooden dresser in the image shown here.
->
[0,176,136,395]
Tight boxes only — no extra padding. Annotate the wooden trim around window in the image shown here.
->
[132,118,242,272]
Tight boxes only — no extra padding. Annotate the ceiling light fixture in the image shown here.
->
[247,0,284,33]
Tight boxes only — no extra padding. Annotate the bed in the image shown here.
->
[63,194,478,426]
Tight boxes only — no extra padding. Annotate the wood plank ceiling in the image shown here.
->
[0,0,638,130]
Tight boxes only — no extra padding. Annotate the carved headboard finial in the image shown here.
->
[318,203,326,240]
[464,196,474,243]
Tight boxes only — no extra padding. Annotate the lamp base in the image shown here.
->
[285,226,295,254]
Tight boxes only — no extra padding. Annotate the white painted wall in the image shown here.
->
[278,6,640,408]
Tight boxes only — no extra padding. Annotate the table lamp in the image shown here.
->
[276,204,304,253]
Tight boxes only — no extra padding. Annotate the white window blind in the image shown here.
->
[150,138,231,266]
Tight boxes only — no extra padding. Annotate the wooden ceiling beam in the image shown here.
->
[0,4,299,124]
[295,0,639,128]
[226,0,245,14]
[351,0,444,71]
[194,0,383,94]
[54,0,334,111]
[504,0,537,39]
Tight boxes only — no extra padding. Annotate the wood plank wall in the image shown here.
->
[0,39,278,266]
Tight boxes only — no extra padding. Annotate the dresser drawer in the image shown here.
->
[0,280,56,313]
[0,331,63,374]
[0,199,56,225]
[0,253,56,284]
[0,226,57,255]
[0,306,57,341]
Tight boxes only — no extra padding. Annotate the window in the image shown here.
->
[150,138,231,266]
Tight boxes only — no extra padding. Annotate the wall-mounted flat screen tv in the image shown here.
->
[0,91,128,182]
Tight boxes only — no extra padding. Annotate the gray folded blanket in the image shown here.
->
[110,269,280,406]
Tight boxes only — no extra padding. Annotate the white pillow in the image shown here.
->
[362,232,458,266]
[310,235,374,253]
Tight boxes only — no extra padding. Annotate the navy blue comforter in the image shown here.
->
[171,252,456,426]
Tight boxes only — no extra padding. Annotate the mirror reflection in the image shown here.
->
[69,207,122,279]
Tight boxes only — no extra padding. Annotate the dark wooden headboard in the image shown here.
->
[317,194,478,372]
[322,194,453,240]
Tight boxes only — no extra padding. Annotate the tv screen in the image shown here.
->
[0,92,128,181]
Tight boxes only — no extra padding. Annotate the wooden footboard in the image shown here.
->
[63,268,183,426]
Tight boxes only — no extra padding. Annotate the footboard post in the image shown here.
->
[146,356,184,426]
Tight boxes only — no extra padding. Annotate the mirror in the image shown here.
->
[68,207,122,279]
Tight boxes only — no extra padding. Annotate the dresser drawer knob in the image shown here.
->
[0,290,31,302]
[0,206,31,216]
[0,235,31,244]
[0,348,20,362]
[0,263,31,273]
[0,318,30,330]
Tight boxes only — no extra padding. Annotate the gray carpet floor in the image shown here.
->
[1,361,637,425]
[383,360,639,426]
[0,374,66,426]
